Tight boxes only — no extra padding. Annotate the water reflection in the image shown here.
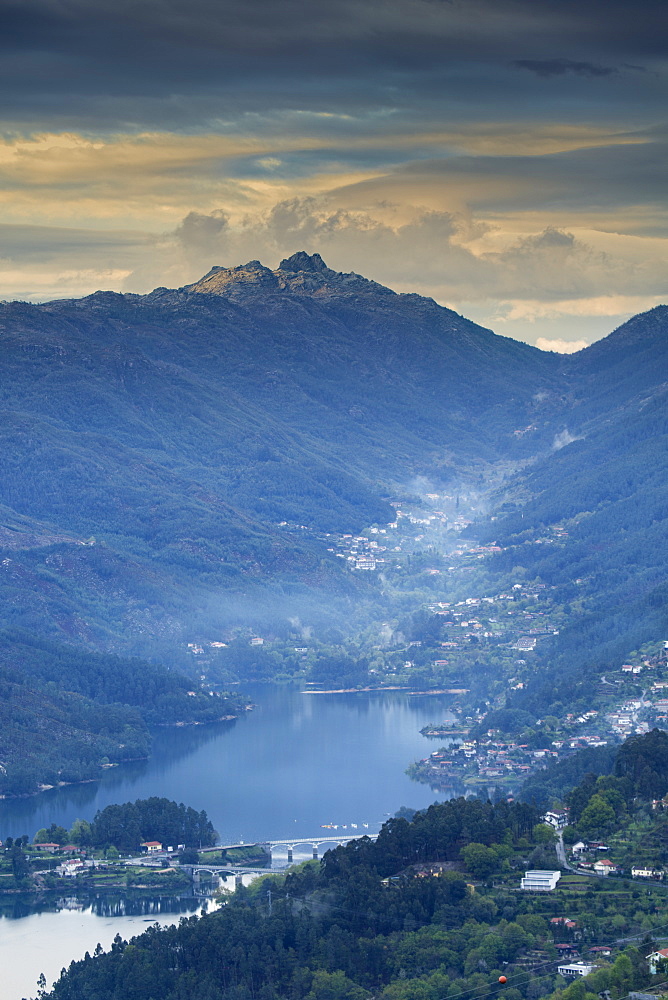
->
[0,719,240,839]
[0,894,216,1000]
[90,894,203,919]
[0,683,461,843]
[0,892,205,921]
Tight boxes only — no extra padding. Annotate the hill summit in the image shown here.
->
[187,251,396,299]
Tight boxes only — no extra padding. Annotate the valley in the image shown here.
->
[0,253,665,797]
[0,253,665,1000]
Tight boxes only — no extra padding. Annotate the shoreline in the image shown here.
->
[303,687,469,695]
[0,708,251,800]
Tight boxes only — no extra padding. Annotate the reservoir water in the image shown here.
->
[0,684,465,998]
[0,683,463,843]
[0,895,216,1000]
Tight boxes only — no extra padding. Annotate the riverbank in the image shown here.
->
[0,707,252,801]
[420,725,470,737]
[303,687,469,695]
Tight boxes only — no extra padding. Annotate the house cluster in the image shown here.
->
[324,490,494,573]
[569,840,667,880]
[546,916,615,978]
[55,857,98,878]
[423,590,559,655]
[326,530,391,572]
[605,700,646,738]
[608,643,668,729]
[418,737,561,784]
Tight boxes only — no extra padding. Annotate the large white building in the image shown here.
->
[558,964,596,978]
[520,870,561,891]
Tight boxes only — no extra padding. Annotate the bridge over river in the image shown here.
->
[192,831,378,885]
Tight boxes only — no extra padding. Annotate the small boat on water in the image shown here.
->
[321,822,369,830]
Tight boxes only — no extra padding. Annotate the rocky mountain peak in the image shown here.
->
[187,251,395,301]
[278,251,328,273]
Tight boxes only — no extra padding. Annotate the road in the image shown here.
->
[556,832,599,877]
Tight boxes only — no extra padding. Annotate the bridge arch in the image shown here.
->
[268,836,362,862]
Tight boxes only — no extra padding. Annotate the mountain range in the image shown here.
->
[0,251,565,648]
[0,251,666,789]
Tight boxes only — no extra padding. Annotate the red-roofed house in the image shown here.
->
[648,948,668,973]
[141,841,163,853]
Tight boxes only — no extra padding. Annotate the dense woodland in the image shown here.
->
[0,631,245,795]
[473,391,668,723]
[30,797,219,853]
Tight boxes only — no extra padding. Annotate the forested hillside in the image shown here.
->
[0,252,560,653]
[0,631,245,795]
[471,307,668,722]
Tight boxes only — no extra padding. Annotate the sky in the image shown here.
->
[1,0,667,350]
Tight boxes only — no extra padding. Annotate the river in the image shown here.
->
[0,683,466,998]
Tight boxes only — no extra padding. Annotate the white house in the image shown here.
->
[558,964,596,978]
[647,948,668,974]
[594,859,617,875]
[544,810,569,830]
[632,866,663,879]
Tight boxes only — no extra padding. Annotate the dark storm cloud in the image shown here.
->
[380,133,668,212]
[513,59,618,78]
[0,0,666,130]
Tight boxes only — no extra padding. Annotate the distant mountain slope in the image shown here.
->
[0,253,665,740]
[473,306,668,716]
[562,305,668,425]
[0,252,561,650]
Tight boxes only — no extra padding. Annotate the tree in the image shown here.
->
[69,819,92,846]
[45,824,69,845]
[533,823,557,844]
[10,844,30,883]
[306,970,370,1000]
[578,794,616,838]
[460,842,499,879]
[179,848,199,864]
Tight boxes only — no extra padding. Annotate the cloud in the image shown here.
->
[536,338,589,354]
[0,263,132,301]
[513,59,617,78]
[552,428,582,450]
[500,294,668,321]
[0,0,665,348]
[0,0,665,131]
[2,195,665,325]
[174,210,230,260]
